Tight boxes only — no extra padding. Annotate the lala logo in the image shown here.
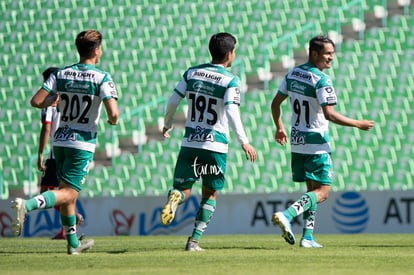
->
[112,209,135,235]
[138,196,199,235]
[187,126,214,142]
[0,211,13,237]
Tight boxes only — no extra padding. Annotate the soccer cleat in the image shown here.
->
[76,213,84,225]
[78,233,86,241]
[272,212,296,245]
[67,238,94,255]
[11,198,27,237]
[160,190,181,225]
[51,228,66,240]
[185,237,204,252]
[300,238,323,248]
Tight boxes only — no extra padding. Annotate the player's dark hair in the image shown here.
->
[42,67,59,81]
[75,30,102,58]
[209,32,237,62]
[309,35,335,54]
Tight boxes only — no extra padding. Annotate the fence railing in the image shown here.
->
[263,22,318,91]
[110,96,168,166]
[261,0,375,90]
[335,0,365,46]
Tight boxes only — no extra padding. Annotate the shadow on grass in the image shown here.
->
[106,249,128,254]
[357,244,414,248]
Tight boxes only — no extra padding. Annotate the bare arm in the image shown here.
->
[225,104,257,162]
[271,93,289,145]
[162,92,182,138]
[104,98,119,125]
[323,105,374,130]
[37,123,51,171]
[31,89,58,109]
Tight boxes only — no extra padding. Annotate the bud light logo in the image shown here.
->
[332,192,369,233]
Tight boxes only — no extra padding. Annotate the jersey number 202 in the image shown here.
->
[60,93,92,124]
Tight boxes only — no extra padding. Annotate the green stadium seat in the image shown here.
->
[3,167,17,187]
[332,174,346,191]
[263,157,284,178]
[0,177,9,199]
[372,171,392,190]
[102,176,124,197]
[348,171,368,191]
[124,175,146,196]
[389,15,409,28]
[152,159,174,179]
[226,164,239,182]
[339,51,360,67]
[10,155,24,171]
[89,165,109,181]
[0,123,4,137]
[335,159,351,178]
[146,174,168,195]
[0,144,11,159]
[21,1,43,10]
[335,146,353,165]
[363,37,382,53]
[394,170,413,190]
[3,6,17,23]
[256,172,279,193]
[221,175,234,194]
[116,152,136,169]
[358,62,377,78]
[84,178,103,198]
[1,0,412,195]
[134,164,151,182]
[233,174,256,193]
[113,166,131,182]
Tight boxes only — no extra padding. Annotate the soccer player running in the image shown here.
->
[37,67,84,240]
[270,35,374,248]
[161,32,257,251]
[12,30,119,255]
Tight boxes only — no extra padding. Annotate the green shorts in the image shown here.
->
[173,147,227,191]
[53,146,93,192]
[291,152,334,185]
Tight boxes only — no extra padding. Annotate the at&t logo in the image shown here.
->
[332,192,369,233]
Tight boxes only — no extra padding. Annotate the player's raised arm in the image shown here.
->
[322,105,374,130]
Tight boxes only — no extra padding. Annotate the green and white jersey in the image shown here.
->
[175,63,242,153]
[278,62,337,154]
[42,63,118,153]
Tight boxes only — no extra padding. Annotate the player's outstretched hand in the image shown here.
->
[275,128,288,146]
[45,93,59,107]
[358,120,375,131]
[162,127,171,139]
[37,155,46,172]
[242,143,257,162]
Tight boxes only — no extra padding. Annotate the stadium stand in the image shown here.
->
[0,0,413,198]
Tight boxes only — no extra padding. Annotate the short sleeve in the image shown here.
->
[100,75,118,100]
[316,77,337,106]
[224,77,241,105]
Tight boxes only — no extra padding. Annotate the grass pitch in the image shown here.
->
[1,234,413,275]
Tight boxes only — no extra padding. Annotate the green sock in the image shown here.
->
[284,191,317,221]
[25,191,56,212]
[191,198,216,241]
[61,215,79,248]
[302,204,317,240]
